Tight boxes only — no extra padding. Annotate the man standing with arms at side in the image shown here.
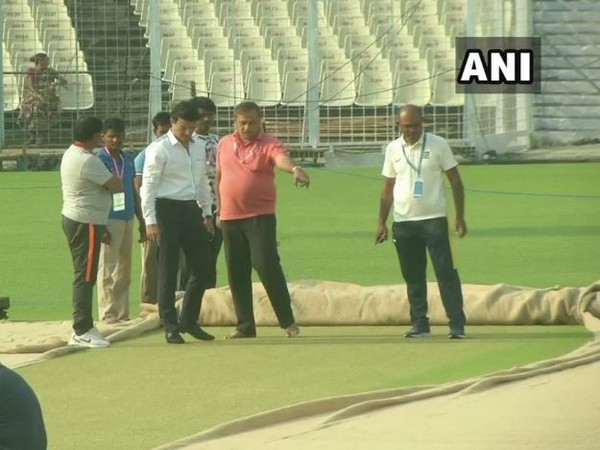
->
[216,101,310,339]
[134,112,171,308]
[179,96,222,290]
[375,104,468,339]
[141,101,215,344]
[97,118,145,324]
[61,116,123,348]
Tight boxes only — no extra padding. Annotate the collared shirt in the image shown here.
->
[98,148,136,221]
[382,132,458,222]
[134,148,146,176]
[60,144,113,225]
[193,132,220,207]
[217,132,287,220]
[140,130,213,225]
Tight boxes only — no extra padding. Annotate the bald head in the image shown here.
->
[398,104,423,145]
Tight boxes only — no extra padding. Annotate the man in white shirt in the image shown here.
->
[375,104,468,339]
[178,96,222,290]
[141,101,215,344]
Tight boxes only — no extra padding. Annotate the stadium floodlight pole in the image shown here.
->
[516,0,533,150]
[0,9,5,149]
[305,0,320,150]
[463,0,479,153]
[148,0,162,142]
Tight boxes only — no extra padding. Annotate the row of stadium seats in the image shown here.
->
[2,0,94,111]
[132,0,465,107]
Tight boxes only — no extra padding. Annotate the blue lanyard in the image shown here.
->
[401,133,427,176]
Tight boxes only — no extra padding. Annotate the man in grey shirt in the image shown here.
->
[61,116,123,348]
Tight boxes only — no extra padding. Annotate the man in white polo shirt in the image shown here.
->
[376,104,468,339]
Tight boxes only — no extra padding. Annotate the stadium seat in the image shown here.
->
[245,71,281,106]
[160,36,195,72]
[139,0,179,28]
[209,71,245,107]
[195,36,229,61]
[320,60,356,107]
[392,70,431,106]
[255,1,289,25]
[270,35,303,59]
[232,35,268,59]
[355,59,393,106]
[264,26,297,48]
[277,46,308,76]
[2,47,20,111]
[171,72,207,102]
[343,34,378,59]
[240,48,272,74]
[280,70,308,106]
[203,49,235,82]
[430,71,463,106]
[163,48,198,82]
[227,25,262,48]
[59,73,95,110]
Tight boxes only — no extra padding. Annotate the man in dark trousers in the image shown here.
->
[61,116,123,348]
[141,101,215,344]
[0,363,47,450]
[375,104,468,339]
[178,96,223,290]
[216,101,310,339]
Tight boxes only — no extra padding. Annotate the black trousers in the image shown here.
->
[392,217,466,329]
[0,364,47,450]
[62,215,103,335]
[221,214,295,335]
[178,219,223,290]
[156,199,211,332]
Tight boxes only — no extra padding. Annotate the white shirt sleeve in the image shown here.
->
[381,143,396,178]
[194,145,214,217]
[140,143,165,225]
[438,138,458,171]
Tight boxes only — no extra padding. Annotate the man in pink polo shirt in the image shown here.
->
[216,101,310,338]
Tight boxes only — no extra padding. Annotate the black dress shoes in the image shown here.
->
[182,326,215,341]
[165,331,185,344]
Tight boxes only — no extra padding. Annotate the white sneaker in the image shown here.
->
[69,326,110,348]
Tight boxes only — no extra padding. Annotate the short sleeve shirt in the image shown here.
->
[60,144,112,225]
[217,133,287,220]
[134,149,146,175]
[98,148,136,221]
[382,133,458,222]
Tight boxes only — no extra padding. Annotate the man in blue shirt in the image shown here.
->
[97,118,145,324]
[134,112,171,307]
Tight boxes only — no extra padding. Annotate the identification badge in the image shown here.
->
[112,192,125,211]
[413,179,424,199]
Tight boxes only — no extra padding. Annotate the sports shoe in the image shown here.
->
[448,328,466,339]
[403,327,431,338]
[284,323,300,338]
[69,327,110,348]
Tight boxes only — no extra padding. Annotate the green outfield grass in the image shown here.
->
[0,163,598,320]
[1,163,599,449]
[17,325,590,450]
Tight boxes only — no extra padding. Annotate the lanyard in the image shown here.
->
[401,133,427,176]
[103,148,125,180]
